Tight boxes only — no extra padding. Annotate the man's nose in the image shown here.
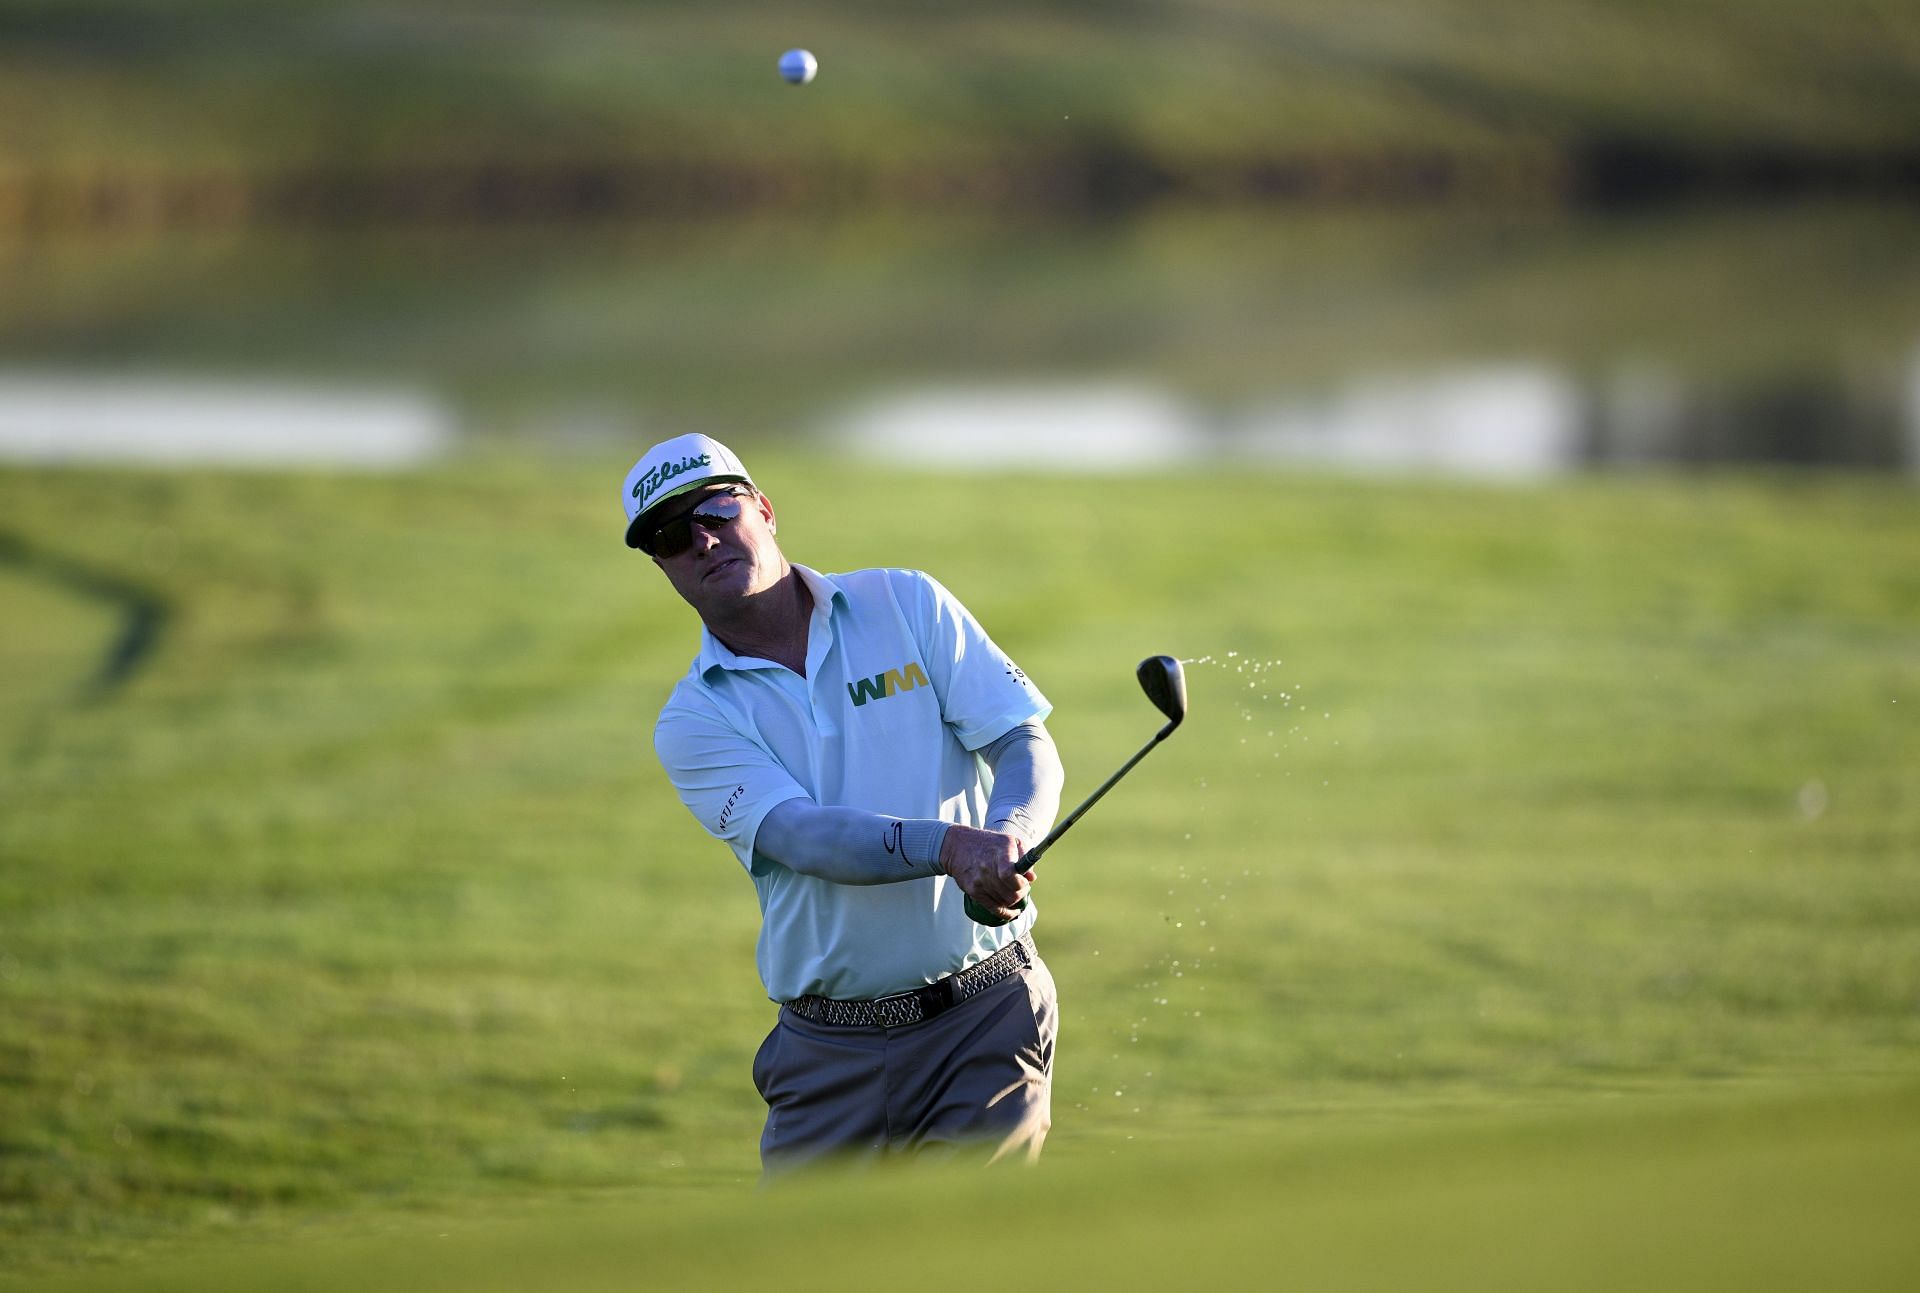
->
[688,521,723,555]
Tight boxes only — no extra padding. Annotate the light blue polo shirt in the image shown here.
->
[653,565,1051,1002]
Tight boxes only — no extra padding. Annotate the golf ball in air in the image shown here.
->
[779,48,818,85]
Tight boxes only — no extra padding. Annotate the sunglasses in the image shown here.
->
[642,487,753,558]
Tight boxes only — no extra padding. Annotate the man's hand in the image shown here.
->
[938,824,1032,923]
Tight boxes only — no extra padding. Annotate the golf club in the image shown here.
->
[965,655,1188,927]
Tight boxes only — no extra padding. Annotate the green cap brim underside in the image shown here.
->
[624,474,752,548]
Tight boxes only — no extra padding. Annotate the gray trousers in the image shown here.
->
[753,953,1058,1175]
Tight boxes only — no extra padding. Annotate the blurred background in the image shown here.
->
[2,0,1918,472]
[3,2,1919,1287]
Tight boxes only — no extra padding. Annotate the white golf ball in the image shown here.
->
[779,48,818,85]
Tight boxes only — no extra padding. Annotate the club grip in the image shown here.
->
[963,893,1026,928]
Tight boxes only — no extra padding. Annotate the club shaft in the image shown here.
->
[1021,721,1175,870]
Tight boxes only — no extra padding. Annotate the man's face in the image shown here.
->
[647,485,787,614]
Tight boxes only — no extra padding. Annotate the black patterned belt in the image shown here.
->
[783,933,1036,1029]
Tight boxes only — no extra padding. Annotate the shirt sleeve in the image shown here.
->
[898,570,1051,751]
[755,800,949,884]
[978,719,1064,849]
[653,699,811,872]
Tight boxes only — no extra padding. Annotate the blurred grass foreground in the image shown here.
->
[2,456,1917,1284]
[1,0,1918,229]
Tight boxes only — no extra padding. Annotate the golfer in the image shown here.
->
[624,434,1065,1173]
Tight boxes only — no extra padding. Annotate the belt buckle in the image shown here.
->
[924,975,962,1019]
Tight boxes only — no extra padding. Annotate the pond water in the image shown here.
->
[833,363,1919,478]
[0,375,452,468]
[1,203,1915,476]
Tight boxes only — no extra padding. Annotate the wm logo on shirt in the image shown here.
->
[847,662,930,707]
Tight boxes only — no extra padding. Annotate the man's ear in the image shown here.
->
[756,490,778,534]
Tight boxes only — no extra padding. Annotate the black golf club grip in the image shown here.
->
[963,892,1024,927]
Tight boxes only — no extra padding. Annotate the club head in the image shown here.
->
[1136,655,1187,729]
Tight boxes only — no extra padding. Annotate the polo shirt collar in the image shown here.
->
[694,564,846,679]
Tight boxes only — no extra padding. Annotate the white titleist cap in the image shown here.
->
[620,433,756,549]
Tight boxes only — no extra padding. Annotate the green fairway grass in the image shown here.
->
[2,456,1916,1282]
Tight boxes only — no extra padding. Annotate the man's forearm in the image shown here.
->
[980,720,1064,849]
[752,720,1060,885]
[754,798,950,884]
